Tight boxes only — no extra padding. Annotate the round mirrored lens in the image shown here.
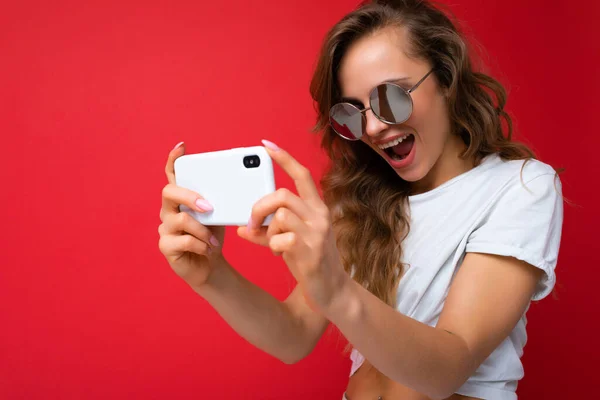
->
[329,103,364,140]
[370,84,412,124]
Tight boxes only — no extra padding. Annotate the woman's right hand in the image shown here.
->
[158,142,226,289]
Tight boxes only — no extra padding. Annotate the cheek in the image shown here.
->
[360,137,379,152]
[411,93,449,141]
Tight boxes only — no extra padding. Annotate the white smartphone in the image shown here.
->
[174,146,276,226]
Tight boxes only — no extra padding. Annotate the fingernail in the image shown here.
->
[172,141,185,151]
[247,217,255,230]
[195,199,214,212]
[261,139,280,151]
[210,236,220,247]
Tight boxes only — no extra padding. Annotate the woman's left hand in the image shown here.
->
[237,140,349,312]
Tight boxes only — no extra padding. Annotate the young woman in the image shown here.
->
[158,0,563,399]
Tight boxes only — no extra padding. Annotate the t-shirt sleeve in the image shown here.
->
[466,169,564,300]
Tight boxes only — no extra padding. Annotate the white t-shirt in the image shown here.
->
[349,153,564,400]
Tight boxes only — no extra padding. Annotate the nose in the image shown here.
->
[364,109,388,138]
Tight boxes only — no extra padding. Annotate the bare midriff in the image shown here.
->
[345,360,481,400]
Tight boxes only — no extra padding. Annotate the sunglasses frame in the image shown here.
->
[329,68,435,141]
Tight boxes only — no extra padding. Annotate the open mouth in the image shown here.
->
[382,134,415,161]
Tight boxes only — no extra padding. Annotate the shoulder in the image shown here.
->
[464,155,564,242]
[481,155,561,194]
[506,157,557,181]
[466,156,564,300]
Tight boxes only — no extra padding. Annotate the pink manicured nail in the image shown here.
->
[261,139,280,151]
[172,141,185,151]
[210,236,220,247]
[195,199,214,212]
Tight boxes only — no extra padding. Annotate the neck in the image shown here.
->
[410,135,474,195]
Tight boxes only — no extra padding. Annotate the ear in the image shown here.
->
[441,86,450,99]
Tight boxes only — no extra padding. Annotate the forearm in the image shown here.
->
[193,257,312,364]
[325,278,475,399]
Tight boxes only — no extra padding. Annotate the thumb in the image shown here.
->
[237,226,270,247]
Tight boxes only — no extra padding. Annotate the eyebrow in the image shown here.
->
[341,77,412,104]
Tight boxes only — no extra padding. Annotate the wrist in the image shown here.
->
[322,273,361,324]
[191,255,231,298]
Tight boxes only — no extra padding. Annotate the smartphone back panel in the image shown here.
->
[174,146,275,226]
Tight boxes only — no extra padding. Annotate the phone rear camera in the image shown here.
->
[243,155,261,169]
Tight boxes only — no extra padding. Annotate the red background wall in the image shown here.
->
[1,0,597,399]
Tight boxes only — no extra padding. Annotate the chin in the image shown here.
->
[393,166,424,182]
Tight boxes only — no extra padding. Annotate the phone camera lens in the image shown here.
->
[243,155,261,169]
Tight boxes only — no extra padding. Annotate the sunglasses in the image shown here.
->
[329,69,435,141]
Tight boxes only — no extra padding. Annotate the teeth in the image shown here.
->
[378,134,409,150]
